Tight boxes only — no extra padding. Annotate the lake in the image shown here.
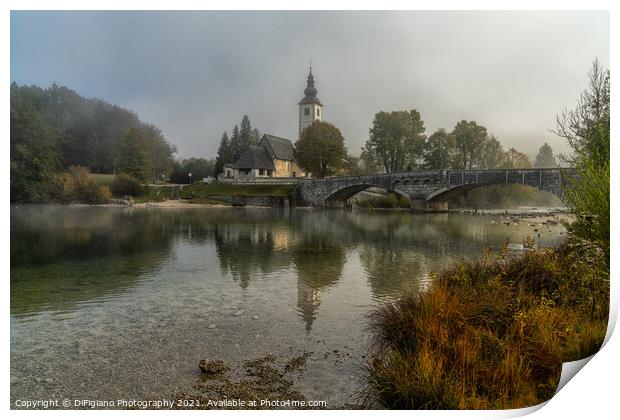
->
[10,205,567,408]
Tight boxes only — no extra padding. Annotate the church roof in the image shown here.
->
[260,134,295,161]
[233,145,275,170]
[298,67,323,106]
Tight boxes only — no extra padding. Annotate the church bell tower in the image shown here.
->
[298,65,323,139]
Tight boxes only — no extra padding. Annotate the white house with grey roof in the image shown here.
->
[220,67,322,182]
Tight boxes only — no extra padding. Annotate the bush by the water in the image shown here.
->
[112,173,145,197]
[363,238,609,409]
[50,166,111,204]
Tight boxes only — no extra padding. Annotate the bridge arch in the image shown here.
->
[324,183,410,207]
[426,177,564,204]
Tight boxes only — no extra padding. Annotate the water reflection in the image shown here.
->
[11,206,565,330]
[293,237,346,332]
[10,206,175,316]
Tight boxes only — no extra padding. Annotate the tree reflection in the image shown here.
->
[10,206,176,316]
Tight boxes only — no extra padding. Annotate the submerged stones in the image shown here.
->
[178,352,310,409]
[199,359,229,375]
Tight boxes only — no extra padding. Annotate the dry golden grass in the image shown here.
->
[364,238,609,409]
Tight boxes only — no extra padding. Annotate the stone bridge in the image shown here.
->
[294,168,576,210]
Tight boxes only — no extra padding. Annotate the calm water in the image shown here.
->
[10,205,567,407]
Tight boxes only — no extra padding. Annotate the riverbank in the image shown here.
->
[133,200,230,209]
[363,236,609,409]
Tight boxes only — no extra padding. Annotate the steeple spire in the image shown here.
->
[298,62,324,139]
[304,63,318,98]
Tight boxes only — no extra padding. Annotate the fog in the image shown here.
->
[11,11,609,159]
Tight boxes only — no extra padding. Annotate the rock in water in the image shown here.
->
[199,359,229,374]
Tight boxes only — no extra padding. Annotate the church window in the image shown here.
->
[259,169,265,176]
[317,108,320,117]
[304,107,310,116]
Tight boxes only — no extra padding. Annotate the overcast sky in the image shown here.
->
[11,11,609,160]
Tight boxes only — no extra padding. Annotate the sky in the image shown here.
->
[10,11,609,160]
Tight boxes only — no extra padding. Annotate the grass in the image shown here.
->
[363,237,609,409]
[131,186,174,203]
[90,173,116,186]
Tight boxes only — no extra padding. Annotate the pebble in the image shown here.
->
[208,324,216,329]
[233,309,244,316]
[252,315,259,320]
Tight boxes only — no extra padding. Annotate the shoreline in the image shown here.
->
[11,200,572,217]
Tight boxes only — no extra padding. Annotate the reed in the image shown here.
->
[363,238,609,409]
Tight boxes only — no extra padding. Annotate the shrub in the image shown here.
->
[56,166,111,204]
[112,172,145,197]
[363,238,609,409]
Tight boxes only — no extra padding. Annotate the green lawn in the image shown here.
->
[91,173,116,186]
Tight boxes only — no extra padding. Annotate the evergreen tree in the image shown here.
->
[250,127,261,145]
[239,115,256,148]
[534,143,557,168]
[229,125,243,162]
[215,131,232,176]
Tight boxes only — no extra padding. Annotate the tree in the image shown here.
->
[555,60,610,258]
[555,59,610,164]
[295,121,347,178]
[423,128,455,169]
[215,131,232,176]
[141,123,177,182]
[479,136,505,169]
[117,128,150,182]
[10,84,63,202]
[534,143,557,168]
[239,115,261,148]
[229,125,243,163]
[363,110,426,173]
[503,148,533,169]
[451,120,489,169]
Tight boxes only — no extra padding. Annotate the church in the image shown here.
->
[220,67,323,181]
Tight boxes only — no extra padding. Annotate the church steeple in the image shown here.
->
[303,66,318,98]
[298,64,324,139]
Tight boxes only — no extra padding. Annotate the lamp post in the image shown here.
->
[188,172,193,184]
